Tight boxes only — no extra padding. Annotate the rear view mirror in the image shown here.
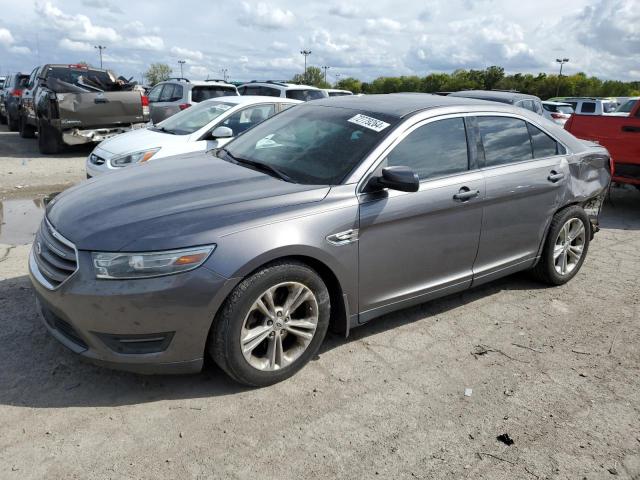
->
[367,166,419,193]
[210,126,233,139]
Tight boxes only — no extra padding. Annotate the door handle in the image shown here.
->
[622,125,640,133]
[453,187,480,201]
[547,171,565,183]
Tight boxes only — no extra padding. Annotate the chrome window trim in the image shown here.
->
[30,218,80,291]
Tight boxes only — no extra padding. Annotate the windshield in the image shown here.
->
[616,99,637,114]
[285,89,326,101]
[156,101,235,135]
[221,105,398,185]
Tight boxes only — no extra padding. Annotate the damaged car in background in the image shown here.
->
[18,64,149,154]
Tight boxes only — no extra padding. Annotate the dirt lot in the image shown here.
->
[1,124,639,479]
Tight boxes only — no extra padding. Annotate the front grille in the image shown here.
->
[89,153,105,165]
[32,219,78,289]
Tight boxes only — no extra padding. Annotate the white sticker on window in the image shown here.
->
[347,114,390,132]
[214,104,232,111]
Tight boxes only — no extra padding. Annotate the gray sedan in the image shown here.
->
[29,94,611,386]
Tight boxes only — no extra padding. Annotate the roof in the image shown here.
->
[448,90,541,103]
[200,95,301,106]
[308,93,501,118]
[543,100,572,105]
[238,81,320,90]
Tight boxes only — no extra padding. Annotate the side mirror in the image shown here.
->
[210,126,233,139]
[367,166,419,193]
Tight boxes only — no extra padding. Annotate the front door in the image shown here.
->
[357,116,484,322]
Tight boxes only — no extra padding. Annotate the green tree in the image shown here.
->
[483,66,504,90]
[335,77,362,93]
[145,63,172,86]
[291,66,330,88]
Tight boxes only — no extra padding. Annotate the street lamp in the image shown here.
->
[220,68,228,82]
[321,65,330,84]
[334,72,341,87]
[178,60,186,78]
[300,50,312,82]
[555,58,569,97]
[94,45,106,69]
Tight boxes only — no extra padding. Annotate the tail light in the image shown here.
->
[179,103,191,110]
[11,89,22,97]
[141,94,149,117]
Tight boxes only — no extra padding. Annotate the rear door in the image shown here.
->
[150,84,178,123]
[472,115,568,284]
[357,116,484,321]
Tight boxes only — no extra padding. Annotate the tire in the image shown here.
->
[7,112,19,131]
[532,206,591,286]
[38,119,63,154]
[19,115,36,138]
[210,261,330,387]
[0,111,6,125]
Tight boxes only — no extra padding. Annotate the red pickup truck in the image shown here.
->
[565,100,640,186]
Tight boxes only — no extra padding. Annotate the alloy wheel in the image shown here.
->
[553,218,586,276]
[240,282,319,371]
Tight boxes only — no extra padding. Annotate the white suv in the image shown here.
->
[238,81,327,101]
[148,78,239,124]
[563,97,618,115]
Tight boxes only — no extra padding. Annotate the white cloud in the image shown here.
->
[0,27,30,55]
[36,1,120,42]
[59,38,93,51]
[363,17,403,32]
[81,0,123,14]
[328,5,360,18]
[170,46,204,61]
[129,35,164,50]
[238,2,295,30]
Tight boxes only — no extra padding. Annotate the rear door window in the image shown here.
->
[148,84,163,102]
[241,86,262,96]
[158,84,175,102]
[191,86,237,102]
[260,86,281,97]
[477,116,533,167]
[286,89,325,101]
[580,102,596,113]
[384,117,469,180]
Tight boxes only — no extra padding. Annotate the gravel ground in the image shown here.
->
[1,125,639,479]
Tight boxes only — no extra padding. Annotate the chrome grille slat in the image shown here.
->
[32,219,79,289]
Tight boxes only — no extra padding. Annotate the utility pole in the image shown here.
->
[300,50,312,83]
[321,65,330,84]
[334,72,341,87]
[220,68,228,82]
[555,58,569,97]
[94,45,106,69]
[178,60,186,78]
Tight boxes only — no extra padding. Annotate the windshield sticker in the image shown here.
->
[347,114,390,132]
[214,104,232,111]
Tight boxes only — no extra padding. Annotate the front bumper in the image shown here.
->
[29,247,236,374]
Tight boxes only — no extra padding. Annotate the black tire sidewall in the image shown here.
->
[540,206,591,285]
[216,263,330,386]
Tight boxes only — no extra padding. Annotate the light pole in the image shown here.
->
[334,72,341,87]
[555,58,569,97]
[300,50,311,82]
[178,60,186,78]
[94,45,106,69]
[220,68,228,82]
[321,65,330,84]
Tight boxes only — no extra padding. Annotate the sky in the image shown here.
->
[0,0,638,84]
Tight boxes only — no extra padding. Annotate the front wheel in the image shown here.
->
[19,115,36,138]
[210,261,330,387]
[532,206,591,285]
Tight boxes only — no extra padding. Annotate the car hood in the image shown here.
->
[97,127,189,156]
[47,153,330,251]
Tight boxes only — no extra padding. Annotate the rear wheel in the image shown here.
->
[0,110,6,125]
[19,115,36,138]
[210,261,330,386]
[38,119,64,154]
[532,206,590,285]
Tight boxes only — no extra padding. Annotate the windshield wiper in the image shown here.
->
[220,148,295,183]
[153,125,176,135]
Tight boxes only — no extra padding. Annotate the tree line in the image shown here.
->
[142,63,639,100]
[332,66,640,99]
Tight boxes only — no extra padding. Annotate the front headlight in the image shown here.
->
[110,147,161,168]
[92,245,215,279]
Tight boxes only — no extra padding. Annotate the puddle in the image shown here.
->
[0,197,47,245]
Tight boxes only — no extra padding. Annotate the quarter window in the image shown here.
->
[477,117,532,166]
[148,85,163,102]
[527,123,560,158]
[384,118,469,180]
